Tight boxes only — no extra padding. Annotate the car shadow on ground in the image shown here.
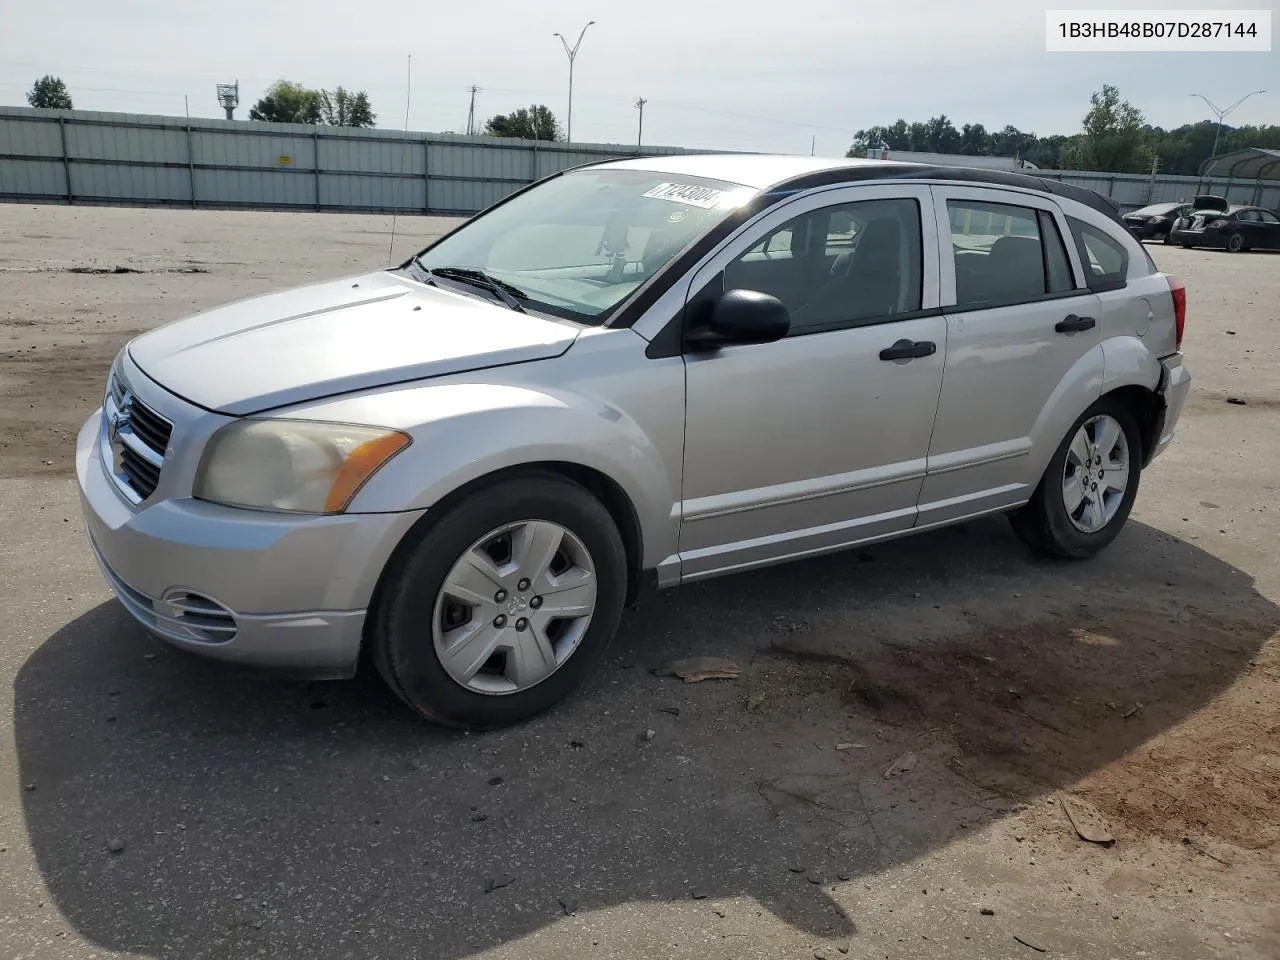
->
[14,518,1279,958]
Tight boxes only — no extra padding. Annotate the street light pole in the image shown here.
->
[1191,90,1266,159]
[553,20,595,143]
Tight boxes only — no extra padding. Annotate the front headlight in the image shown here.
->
[194,419,411,514]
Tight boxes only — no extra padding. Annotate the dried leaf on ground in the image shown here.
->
[883,751,918,779]
[653,656,741,683]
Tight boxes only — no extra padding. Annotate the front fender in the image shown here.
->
[288,379,681,571]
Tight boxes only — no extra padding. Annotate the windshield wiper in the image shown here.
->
[412,260,527,313]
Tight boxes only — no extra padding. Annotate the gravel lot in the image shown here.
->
[1,204,1278,960]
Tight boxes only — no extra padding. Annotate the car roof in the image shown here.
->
[594,153,1125,225]
[594,154,894,189]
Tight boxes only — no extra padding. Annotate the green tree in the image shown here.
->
[248,80,323,124]
[1063,84,1151,173]
[318,87,375,127]
[26,75,73,109]
[484,105,560,141]
[959,122,989,155]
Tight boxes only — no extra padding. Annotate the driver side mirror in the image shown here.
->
[685,288,791,349]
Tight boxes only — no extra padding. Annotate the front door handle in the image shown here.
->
[1055,314,1097,333]
[879,338,937,362]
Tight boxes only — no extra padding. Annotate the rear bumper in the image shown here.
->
[1169,227,1227,248]
[1148,353,1191,464]
[1125,220,1169,240]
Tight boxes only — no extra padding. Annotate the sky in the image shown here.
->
[0,0,1274,155]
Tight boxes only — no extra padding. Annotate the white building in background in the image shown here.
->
[865,146,1039,171]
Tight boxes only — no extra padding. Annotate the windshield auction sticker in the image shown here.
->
[642,183,726,209]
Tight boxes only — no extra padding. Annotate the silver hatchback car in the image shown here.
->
[77,155,1192,728]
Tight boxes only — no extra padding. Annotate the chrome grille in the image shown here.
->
[102,371,173,503]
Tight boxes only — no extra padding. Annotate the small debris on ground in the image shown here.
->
[106,839,125,855]
[713,907,726,918]
[1122,703,1143,719]
[835,742,866,751]
[807,873,825,885]
[657,706,680,717]
[1013,933,1047,953]
[643,729,656,742]
[483,875,514,893]
[788,865,806,874]
[558,898,577,916]
[487,775,504,786]
[980,907,995,916]
[746,691,767,711]
[1226,397,1247,406]
[654,656,741,683]
[568,740,585,750]
[1226,329,1236,335]
[1059,793,1111,844]
[883,751,919,779]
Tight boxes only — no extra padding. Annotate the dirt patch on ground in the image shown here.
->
[765,602,1280,852]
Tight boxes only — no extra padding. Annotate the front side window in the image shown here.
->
[412,169,756,323]
[722,197,923,333]
[947,200,1075,308]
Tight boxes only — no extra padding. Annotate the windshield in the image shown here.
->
[410,168,756,323]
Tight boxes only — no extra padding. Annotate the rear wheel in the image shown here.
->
[371,475,627,729]
[1009,398,1141,559]
[1226,233,1245,252]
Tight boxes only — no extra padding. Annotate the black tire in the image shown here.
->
[1162,229,1176,245]
[1226,233,1245,253]
[1009,397,1142,560]
[370,474,627,730]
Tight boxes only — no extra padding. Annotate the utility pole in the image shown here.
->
[1147,154,1161,203]
[553,20,595,143]
[635,97,646,149]
[465,85,480,136]
[810,135,815,156]
[1191,90,1266,160]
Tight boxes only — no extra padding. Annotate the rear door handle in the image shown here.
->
[879,338,937,361]
[1055,314,1096,333]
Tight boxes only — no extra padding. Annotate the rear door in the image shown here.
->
[1243,209,1280,249]
[918,186,1102,526]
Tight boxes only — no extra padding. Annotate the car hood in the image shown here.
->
[127,271,581,415]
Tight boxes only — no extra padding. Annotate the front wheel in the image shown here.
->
[1009,399,1142,559]
[371,474,627,729]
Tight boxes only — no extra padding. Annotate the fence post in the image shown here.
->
[530,143,539,184]
[57,115,72,204]
[1107,176,1116,197]
[186,119,196,209]
[423,137,431,214]
[313,129,321,211]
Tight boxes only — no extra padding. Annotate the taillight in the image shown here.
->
[1167,275,1186,349]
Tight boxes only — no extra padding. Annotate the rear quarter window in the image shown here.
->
[1066,218,1130,291]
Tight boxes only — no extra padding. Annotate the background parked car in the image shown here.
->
[1170,197,1280,252]
[1122,202,1193,242]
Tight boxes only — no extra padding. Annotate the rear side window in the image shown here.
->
[948,200,1077,309]
[1259,211,1280,224]
[1067,218,1128,291]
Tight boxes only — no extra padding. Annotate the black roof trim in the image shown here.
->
[765,163,1127,229]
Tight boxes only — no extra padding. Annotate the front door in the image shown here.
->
[676,184,947,581]
[917,186,1104,526]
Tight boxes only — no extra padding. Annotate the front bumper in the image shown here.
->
[77,408,425,676]
[1149,352,1191,464]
